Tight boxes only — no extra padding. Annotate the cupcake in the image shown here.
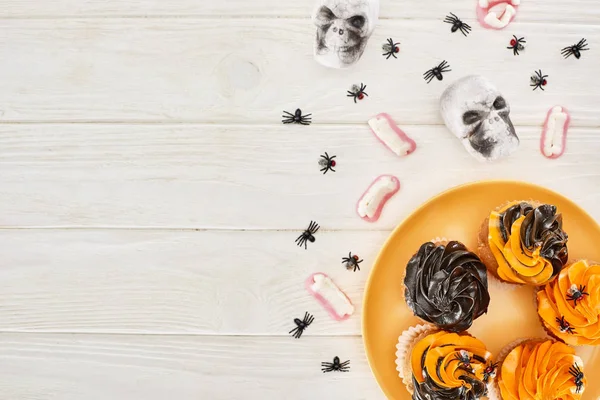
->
[492,339,586,400]
[396,329,494,399]
[537,259,600,346]
[478,202,568,286]
[404,240,490,332]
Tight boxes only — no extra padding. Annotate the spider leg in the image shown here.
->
[289,326,299,335]
[362,92,368,97]
[306,315,314,325]
[329,167,335,173]
[312,224,320,234]
[360,83,367,91]
[321,167,328,174]
[282,111,294,117]
[386,52,392,59]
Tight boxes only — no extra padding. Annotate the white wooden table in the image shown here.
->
[0,1,598,399]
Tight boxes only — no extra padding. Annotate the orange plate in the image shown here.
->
[362,180,600,399]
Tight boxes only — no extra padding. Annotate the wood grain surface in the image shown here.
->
[0,0,598,399]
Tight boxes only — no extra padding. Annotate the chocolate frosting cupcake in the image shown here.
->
[412,374,487,400]
[404,241,490,332]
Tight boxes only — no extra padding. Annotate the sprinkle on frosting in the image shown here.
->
[498,340,586,399]
[537,259,600,346]
[488,202,568,285]
[411,331,492,400]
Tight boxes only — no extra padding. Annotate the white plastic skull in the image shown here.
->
[440,75,519,162]
[312,0,379,69]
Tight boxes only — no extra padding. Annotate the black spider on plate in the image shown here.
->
[452,350,473,373]
[321,356,350,373]
[530,70,548,91]
[569,363,585,394]
[483,361,498,384]
[567,284,589,306]
[289,312,314,339]
[282,108,312,125]
[342,252,362,272]
[424,60,451,83]
[318,152,336,174]
[556,316,576,334]
[347,83,368,103]
[382,38,400,59]
[561,38,589,59]
[444,13,471,36]
[295,221,320,249]
[507,35,526,55]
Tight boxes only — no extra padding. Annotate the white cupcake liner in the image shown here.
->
[395,323,437,394]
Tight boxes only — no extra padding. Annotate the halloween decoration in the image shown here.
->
[476,0,520,30]
[322,356,350,372]
[306,272,354,320]
[507,35,526,55]
[561,38,589,59]
[440,75,519,162]
[382,38,400,59]
[289,312,315,339]
[282,109,312,125]
[357,175,400,222]
[342,252,362,272]
[312,0,379,69]
[318,152,337,174]
[567,285,589,307]
[557,316,577,334]
[347,83,368,103]
[444,13,472,36]
[295,221,320,249]
[424,60,451,83]
[569,364,585,394]
[367,113,416,157]
[541,106,570,159]
[531,70,548,91]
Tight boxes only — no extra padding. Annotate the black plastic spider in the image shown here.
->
[382,38,400,59]
[569,363,584,394]
[556,316,577,335]
[483,361,498,383]
[530,70,548,91]
[507,35,526,56]
[424,60,451,83]
[347,83,368,103]
[289,312,314,339]
[342,252,363,272]
[295,221,320,249]
[282,108,312,125]
[318,152,336,174]
[444,13,471,37]
[452,350,473,372]
[321,356,350,373]
[567,284,589,307]
[561,38,589,59]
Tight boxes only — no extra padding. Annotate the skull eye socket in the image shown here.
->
[463,111,483,125]
[493,97,507,110]
[315,6,336,27]
[347,15,366,29]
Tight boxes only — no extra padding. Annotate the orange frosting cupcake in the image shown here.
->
[537,260,600,346]
[498,340,586,399]
[483,202,568,285]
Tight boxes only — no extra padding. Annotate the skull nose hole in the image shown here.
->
[339,29,344,35]
[332,27,337,32]
[494,116,500,122]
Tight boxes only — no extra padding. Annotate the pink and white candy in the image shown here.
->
[476,0,520,30]
[356,175,400,223]
[368,113,416,157]
[306,273,354,321]
[541,106,570,159]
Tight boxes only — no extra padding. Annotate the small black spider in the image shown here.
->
[289,312,314,339]
[342,252,363,272]
[483,361,498,383]
[556,316,577,335]
[347,83,368,103]
[567,284,589,307]
[569,363,584,394]
[282,108,312,125]
[424,60,451,83]
[561,38,589,59]
[452,350,473,372]
[318,152,336,174]
[295,221,320,249]
[507,35,526,56]
[382,38,400,59]
[321,356,350,373]
[530,70,548,91]
[444,13,471,37]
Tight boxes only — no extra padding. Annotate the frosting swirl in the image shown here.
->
[411,331,493,400]
[404,241,490,332]
[488,202,568,285]
[537,260,600,346]
[498,340,586,399]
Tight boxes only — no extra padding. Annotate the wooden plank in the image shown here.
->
[0,19,598,125]
[0,229,389,335]
[0,124,598,229]
[0,0,598,22]
[0,333,385,399]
